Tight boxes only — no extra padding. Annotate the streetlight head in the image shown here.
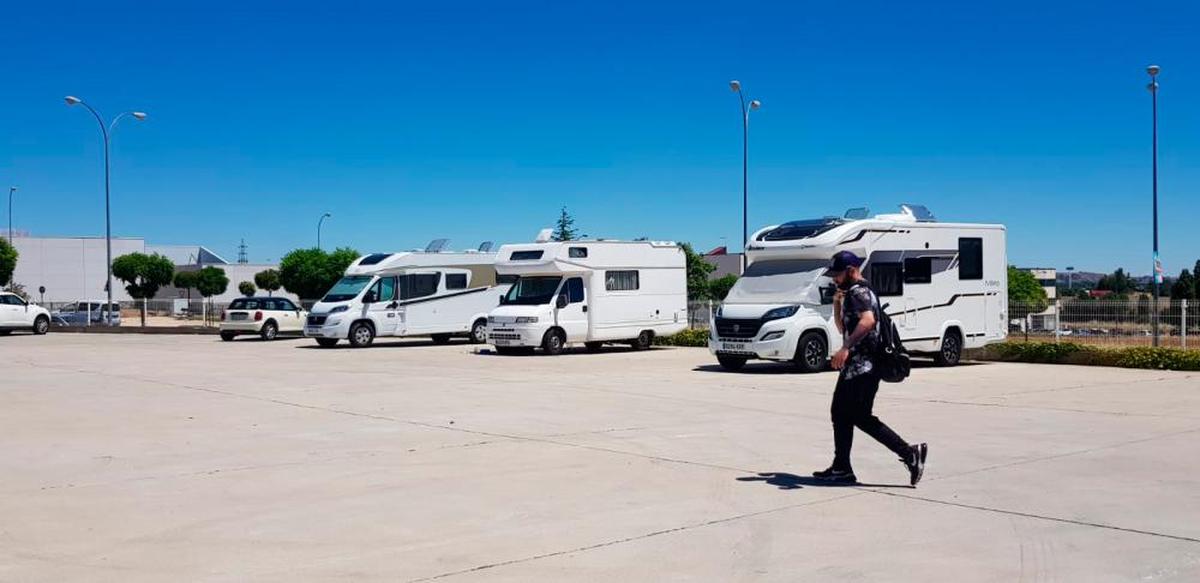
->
[1147,65,1160,76]
[65,96,82,106]
[729,80,741,92]
[323,212,332,218]
[749,99,761,110]
[132,112,147,120]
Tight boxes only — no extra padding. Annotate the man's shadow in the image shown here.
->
[736,472,913,490]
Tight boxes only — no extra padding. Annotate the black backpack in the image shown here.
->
[873,300,911,383]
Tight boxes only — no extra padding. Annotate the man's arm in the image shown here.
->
[843,310,876,353]
[832,288,845,335]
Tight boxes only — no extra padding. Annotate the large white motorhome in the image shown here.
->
[487,238,688,355]
[304,244,511,348]
[711,204,1007,372]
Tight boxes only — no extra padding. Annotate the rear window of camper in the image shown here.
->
[446,273,468,289]
[510,250,544,261]
[569,247,588,258]
[958,238,983,280]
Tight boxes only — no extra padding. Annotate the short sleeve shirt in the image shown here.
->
[841,283,881,379]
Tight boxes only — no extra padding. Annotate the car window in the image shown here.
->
[279,299,297,311]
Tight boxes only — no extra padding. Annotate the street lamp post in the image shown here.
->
[65,96,147,326]
[729,80,761,274]
[1147,66,1161,347]
[1066,266,1075,290]
[7,186,16,244]
[317,212,332,250]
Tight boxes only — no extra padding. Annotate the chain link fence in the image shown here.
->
[42,299,237,327]
[1012,298,1196,348]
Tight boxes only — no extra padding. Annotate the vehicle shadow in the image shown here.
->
[736,472,913,490]
[476,346,671,357]
[293,338,474,349]
[693,359,985,375]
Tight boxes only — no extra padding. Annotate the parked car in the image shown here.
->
[220,297,307,341]
[52,301,122,327]
[0,292,51,335]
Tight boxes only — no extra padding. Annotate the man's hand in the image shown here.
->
[833,288,845,305]
[831,347,850,370]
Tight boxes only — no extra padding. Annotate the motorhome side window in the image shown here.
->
[568,247,588,258]
[510,250,543,261]
[400,273,440,300]
[370,276,397,302]
[446,273,468,290]
[903,257,932,284]
[958,238,984,280]
[496,273,519,285]
[869,263,904,297]
[565,278,584,303]
[605,270,639,291]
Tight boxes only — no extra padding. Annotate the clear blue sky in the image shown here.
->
[2,1,1197,275]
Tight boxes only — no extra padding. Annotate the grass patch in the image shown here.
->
[973,341,1200,371]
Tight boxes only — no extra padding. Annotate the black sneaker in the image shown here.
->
[904,443,928,487]
[812,466,857,484]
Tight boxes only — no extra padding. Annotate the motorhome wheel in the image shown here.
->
[542,329,565,355]
[935,329,962,366]
[470,319,488,344]
[794,331,828,373]
[349,322,375,348]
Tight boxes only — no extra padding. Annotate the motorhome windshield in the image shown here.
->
[759,218,842,241]
[724,259,831,305]
[503,276,562,305]
[323,275,374,302]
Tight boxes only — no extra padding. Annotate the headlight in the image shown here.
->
[715,304,723,318]
[515,316,539,324]
[328,305,349,314]
[761,330,786,341]
[762,305,800,321]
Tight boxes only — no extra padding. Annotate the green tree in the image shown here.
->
[1171,269,1196,300]
[111,252,175,326]
[254,268,282,296]
[708,274,739,301]
[551,207,578,241]
[680,243,716,300]
[1097,268,1134,295]
[1008,266,1049,321]
[195,266,229,325]
[1193,259,1200,299]
[0,238,18,289]
[278,247,360,300]
[238,281,257,297]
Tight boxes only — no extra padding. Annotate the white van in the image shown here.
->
[486,240,687,355]
[304,250,510,348]
[711,204,1007,372]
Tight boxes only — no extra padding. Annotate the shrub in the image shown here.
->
[975,341,1200,371]
[654,328,711,347]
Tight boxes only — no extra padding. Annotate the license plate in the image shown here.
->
[230,313,248,321]
[493,339,512,346]
[722,342,746,351]
[305,327,321,335]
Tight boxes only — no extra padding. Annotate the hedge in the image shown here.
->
[654,328,710,347]
[973,341,1200,371]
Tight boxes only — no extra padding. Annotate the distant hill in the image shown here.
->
[1056,271,1105,287]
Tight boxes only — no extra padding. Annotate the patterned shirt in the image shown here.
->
[841,282,881,380]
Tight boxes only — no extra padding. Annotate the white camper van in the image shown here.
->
[304,245,511,348]
[487,239,687,355]
[711,205,1007,372]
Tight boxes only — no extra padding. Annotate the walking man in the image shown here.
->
[812,251,928,486]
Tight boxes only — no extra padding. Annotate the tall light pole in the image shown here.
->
[65,96,147,325]
[1066,266,1075,291]
[7,186,16,243]
[730,80,760,274]
[317,212,332,250]
[1147,66,1161,347]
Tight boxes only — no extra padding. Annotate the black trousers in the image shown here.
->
[831,370,911,471]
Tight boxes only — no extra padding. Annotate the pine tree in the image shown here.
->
[552,207,578,241]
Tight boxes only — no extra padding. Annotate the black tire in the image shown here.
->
[584,341,604,353]
[220,331,237,342]
[717,355,747,371]
[348,321,375,348]
[793,331,828,374]
[630,330,653,351]
[934,329,962,366]
[431,334,452,345]
[260,321,278,341]
[469,319,488,344]
[316,338,339,348]
[33,316,50,335]
[542,329,566,355]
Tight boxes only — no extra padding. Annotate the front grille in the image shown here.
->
[307,315,327,326]
[490,332,521,341]
[715,317,763,339]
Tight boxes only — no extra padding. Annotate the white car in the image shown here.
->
[220,297,307,341]
[0,292,51,336]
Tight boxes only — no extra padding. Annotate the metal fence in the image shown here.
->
[1012,298,1196,348]
[42,299,237,327]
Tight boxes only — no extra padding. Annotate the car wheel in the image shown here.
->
[33,316,50,335]
[431,334,452,345]
[469,319,488,344]
[717,355,747,371]
[260,321,278,341]
[629,330,653,351]
[541,329,565,355]
[316,338,339,348]
[585,341,604,353]
[934,329,962,366]
[793,331,828,373]
[220,331,237,342]
[349,322,375,348]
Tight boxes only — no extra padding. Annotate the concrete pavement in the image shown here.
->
[2,334,1199,581]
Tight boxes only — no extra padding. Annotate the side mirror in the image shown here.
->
[556,294,569,309]
[820,285,836,305]
[364,291,378,304]
[499,295,507,305]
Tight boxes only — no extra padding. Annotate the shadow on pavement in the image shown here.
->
[694,359,986,375]
[736,472,913,490]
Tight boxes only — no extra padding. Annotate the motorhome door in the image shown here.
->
[366,276,400,336]
[556,276,588,342]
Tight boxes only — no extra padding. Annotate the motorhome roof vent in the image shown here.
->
[759,217,843,241]
[478,241,495,252]
[425,238,450,253]
[358,253,392,266]
[900,204,936,222]
[534,228,553,243]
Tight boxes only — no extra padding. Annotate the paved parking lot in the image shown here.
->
[3,334,1199,581]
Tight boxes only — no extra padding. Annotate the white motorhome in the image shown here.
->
[487,239,687,355]
[304,246,511,348]
[711,205,1007,372]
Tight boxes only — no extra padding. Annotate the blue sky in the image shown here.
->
[2,0,1197,274]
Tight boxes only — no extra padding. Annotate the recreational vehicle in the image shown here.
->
[304,243,510,348]
[711,204,1007,372]
[486,239,687,355]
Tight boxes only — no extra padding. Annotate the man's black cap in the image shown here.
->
[824,251,864,276]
